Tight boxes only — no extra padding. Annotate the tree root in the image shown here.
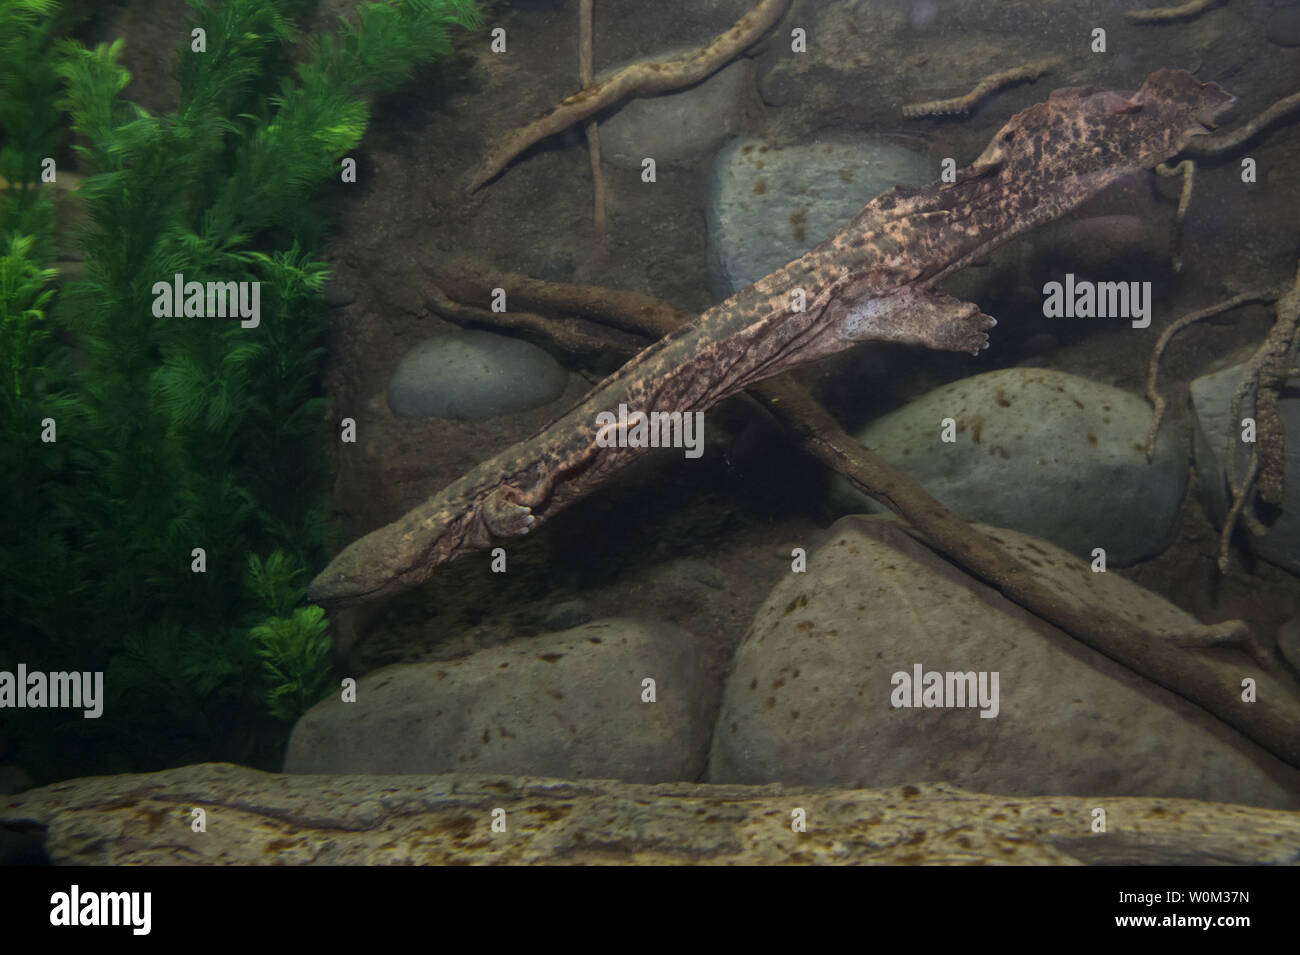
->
[467,0,790,191]
[1148,91,1300,270]
[1126,0,1221,24]
[1216,260,1300,571]
[1143,289,1276,459]
[420,280,645,358]
[1154,159,1194,272]
[901,58,1061,118]
[427,260,1300,769]
[1148,87,1300,572]
[1138,274,1298,577]
[1184,90,1300,156]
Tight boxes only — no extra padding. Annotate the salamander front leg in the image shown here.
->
[481,484,538,537]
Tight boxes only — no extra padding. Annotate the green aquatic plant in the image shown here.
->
[247,551,334,723]
[0,234,57,397]
[0,0,481,781]
[0,232,77,642]
[0,0,69,259]
[0,0,62,189]
[251,607,334,723]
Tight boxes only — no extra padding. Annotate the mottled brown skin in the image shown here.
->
[310,69,1234,608]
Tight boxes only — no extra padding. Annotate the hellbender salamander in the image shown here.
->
[310,69,1234,608]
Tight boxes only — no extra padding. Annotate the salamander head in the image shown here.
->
[306,505,477,609]
[307,528,423,608]
[969,69,1235,191]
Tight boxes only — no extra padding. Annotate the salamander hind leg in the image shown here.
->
[842,287,997,356]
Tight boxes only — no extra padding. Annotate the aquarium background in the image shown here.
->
[1,0,1299,853]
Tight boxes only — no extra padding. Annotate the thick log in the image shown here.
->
[3,763,1297,865]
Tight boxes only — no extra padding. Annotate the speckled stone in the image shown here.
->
[707,136,931,297]
[1191,361,1300,573]
[836,368,1187,565]
[285,618,716,782]
[709,516,1300,808]
[599,52,756,169]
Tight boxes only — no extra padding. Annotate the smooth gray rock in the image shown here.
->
[708,516,1300,808]
[387,330,567,420]
[286,618,716,783]
[707,136,932,297]
[835,368,1187,565]
[599,54,756,169]
[1190,361,1300,574]
[1268,6,1300,47]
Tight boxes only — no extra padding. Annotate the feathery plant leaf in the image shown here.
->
[0,232,57,397]
[250,605,333,722]
[0,0,62,185]
[4,0,481,781]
